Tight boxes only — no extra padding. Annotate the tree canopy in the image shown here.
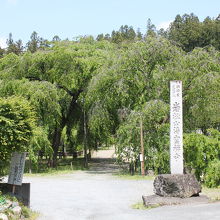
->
[0,13,220,185]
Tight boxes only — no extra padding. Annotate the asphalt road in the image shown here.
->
[23,159,220,220]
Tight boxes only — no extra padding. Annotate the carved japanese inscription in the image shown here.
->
[170,81,183,174]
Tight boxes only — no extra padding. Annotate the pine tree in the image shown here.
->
[27,31,40,53]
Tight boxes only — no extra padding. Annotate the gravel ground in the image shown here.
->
[23,158,220,220]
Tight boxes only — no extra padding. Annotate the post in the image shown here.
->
[140,118,145,176]
[83,105,88,168]
[12,185,16,194]
[70,162,73,171]
[170,81,183,174]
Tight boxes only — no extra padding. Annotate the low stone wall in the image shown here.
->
[0,183,30,207]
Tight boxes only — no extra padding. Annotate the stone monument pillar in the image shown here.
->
[170,80,183,174]
[142,80,203,206]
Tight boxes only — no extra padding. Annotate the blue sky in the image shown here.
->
[0,0,219,48]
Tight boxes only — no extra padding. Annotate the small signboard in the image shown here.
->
[139,154,143,162]
[8,152,27,186]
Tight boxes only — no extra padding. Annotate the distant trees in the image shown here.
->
[2,31,57,56]
[146,18,156,37]
[168,13,220,51]
[26,31,50,53]
[6,33,23,55]
[0,47,4,58]
[2,13,220,56]
[97,25,140,43]
[96,13,220,52]
[52,35,61,42]
[111,25,136,43]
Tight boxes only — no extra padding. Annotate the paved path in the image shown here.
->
[23,158,220,220]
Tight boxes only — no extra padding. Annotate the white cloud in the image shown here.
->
[157,21,172,30]
[0,38,7,49]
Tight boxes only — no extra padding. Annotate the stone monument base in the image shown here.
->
[142,194,210,207]
[142,174,206,208]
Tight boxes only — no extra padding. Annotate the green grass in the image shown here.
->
[24,168,75,177]
[21,206,40,220]
[24,157,87,176]
[131,202,160,210]
[0,193,39,220]
[113,171,155,180]
[202,186,220,201]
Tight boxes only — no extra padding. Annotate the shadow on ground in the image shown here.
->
[87,158,127,175]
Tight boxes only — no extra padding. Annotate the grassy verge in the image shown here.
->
[0,193,39,220]
[24,168,76,177]
[113,171,155,180]
[131,202,160,210]
[21,206,40,220]
[202,186,220,201]
[24,157,87,176]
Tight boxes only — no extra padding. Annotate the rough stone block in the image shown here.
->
[153,174,201,198]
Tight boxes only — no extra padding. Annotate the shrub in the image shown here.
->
[184,129,220,181]
[0,96,36,176]
[116,100,170,174]
[204,159,220,188]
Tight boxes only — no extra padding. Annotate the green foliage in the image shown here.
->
[202,186,220,200]
[24,158,86,175]
[204,159,220,188]
[87,36,220,178]
[0,53,19,78]
[0,17,220,178]
[6,33,23,55]
[131,202,160,210]
[87,37,180,140]
[116,100,170,174]
[168,13,220,51]
[0,96,36,175]
[0,79,60,167]
[155,47,220,132]
[0,79,61,128]
[0,40,115,167]
[184,129,220,180]
[29,127,53,160]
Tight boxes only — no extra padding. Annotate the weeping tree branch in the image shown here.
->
[26,75,84,167]
[25,76,79,97]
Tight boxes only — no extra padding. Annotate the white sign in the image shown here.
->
[139,154,143,162]
[170,81,183,174]
[8,152,27,186]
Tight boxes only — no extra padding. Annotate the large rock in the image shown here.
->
[153,174,201,198]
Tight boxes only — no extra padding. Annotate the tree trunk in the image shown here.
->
[52,127,62,168]
[83,107,88,168]
[129,163,134,175]
[51,90,83,168]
